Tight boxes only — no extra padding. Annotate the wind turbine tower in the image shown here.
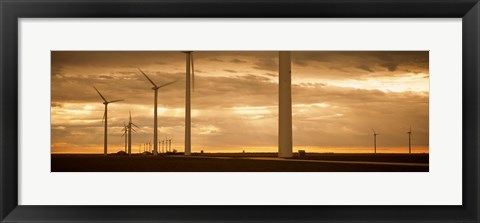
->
[407,126,412,154]
[372,129,379,154]
[278,51,293,158]
[182,51,195,155]
[93,86,123,155]
[138,68,177,156]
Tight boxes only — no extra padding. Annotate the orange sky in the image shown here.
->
[51,51,429,154]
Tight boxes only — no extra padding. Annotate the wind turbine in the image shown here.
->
[93,86,123,155]
[164,136,168,152]
[168,138,172,152]
[138,68,177,156]
[161,139,164,153]
[182,51,195,155]
[407,126,412,154]
[372,129,379,154]
[121,122,128,153]
[127,111,139,155]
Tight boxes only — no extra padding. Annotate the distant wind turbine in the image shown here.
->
[372,129,379,154]
[164,136,168,152]
[127,111,139,155]
[161,139,165,153]
[138,68,177,156]
[93,86,123,155]
[158,141,163,153]
[121,122,128,153]
[407,126,412,154]
[182,51,195,155]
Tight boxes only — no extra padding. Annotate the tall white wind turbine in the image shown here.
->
[138,68,177,156]
[93,86,123,155]
[278,51,293,158]
[182,51,195,155]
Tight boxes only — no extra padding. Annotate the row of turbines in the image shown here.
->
[137,138,174,154]
[93,52,194,155]
[372,126,413,154]
[93,51,418,157]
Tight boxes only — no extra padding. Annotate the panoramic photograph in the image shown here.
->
[51,51,429,172]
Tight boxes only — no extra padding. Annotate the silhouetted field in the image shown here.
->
[193,152,429,163]
[51,153,428,172]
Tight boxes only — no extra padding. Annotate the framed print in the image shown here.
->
[1,0,479,222]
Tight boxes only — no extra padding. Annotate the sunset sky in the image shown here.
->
[51,51,429,154]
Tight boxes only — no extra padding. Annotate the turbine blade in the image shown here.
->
[121,132,125,137]
[191,53,195,91]
[102,111,105,124]
[93,86,107,102]
[132,123,140,129]
[138,68,158,88]
[157,80,178,89]
[108,99,124,103]
[132,128,137,133]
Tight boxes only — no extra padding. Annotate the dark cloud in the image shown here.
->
[230,58,247,63]
[209,57,223,62]
[356,65,374,73]
[291,51,429,79]
[51,102,63,108]
[252,58,277,71]
[381,62,398,72]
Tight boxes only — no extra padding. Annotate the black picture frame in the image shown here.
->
[1,0,479,222]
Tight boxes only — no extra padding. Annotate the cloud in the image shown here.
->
[290,51,429,80]
[209,57,223,62]
[356,65,374,73]
[51,102,63,108]
[230,58,247,63]
[252,58,277,71]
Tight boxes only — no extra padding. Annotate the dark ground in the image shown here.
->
[51,153,429,172]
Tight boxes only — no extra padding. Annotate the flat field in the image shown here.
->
[51,153,429,172]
